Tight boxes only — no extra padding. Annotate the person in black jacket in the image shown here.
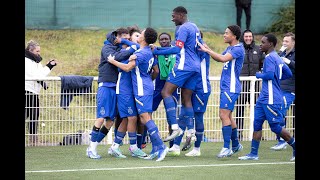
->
[270,32,295,151]
[235,0,252,30]
[235,29,264,140]
[86,27,137,159]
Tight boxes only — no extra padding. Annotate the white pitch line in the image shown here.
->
[26,162,294,173]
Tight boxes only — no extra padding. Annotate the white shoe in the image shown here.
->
[86,147,101,159]
[156,146,169,162]
[217,147,233,158]
[163,128,183,142]
[270,141,287,151]
[107,147,112,155]
[167,146,180,156]
[185,149,201,157]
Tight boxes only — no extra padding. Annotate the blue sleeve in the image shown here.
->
[229,46,242,60]
[121,39,140,50]
[281,63,293,80]
[256,71,274,80]
[153,46,181,55]
[113,48,135,61]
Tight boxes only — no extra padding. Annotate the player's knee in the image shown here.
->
[269,123,282,134]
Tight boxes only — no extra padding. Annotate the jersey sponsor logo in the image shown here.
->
[176,40,184,48]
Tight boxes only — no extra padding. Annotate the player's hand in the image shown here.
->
[129,54,137,61]
[114,37,121,44]
[149,44,156,51]
[197,42,209,52]
[107,54,115,63]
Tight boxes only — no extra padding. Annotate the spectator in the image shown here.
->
[270,32,295,151]
[235,0,252,30]
[197,25,244,158]
[25,40,57,146]
[235,29,265,140]
[238,33,295,161]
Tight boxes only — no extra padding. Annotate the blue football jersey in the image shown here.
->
[220,43,245,93]
[131,46,155,96]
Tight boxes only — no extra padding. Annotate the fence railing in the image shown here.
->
[25,76,295,146]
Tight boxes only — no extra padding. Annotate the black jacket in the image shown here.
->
[279,48,295,93]
[98,31,134,83]
[235,0,252,6]
[240,42,265,76]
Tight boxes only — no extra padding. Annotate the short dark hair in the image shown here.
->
[158,32,171,41]
[173,6,188,14]
[264,33,278,47]
[144,27,158,45]
[115,27,129,36]
[127,25,141,36]
[227,25,241,40]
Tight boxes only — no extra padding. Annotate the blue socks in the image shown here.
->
[146,120,163,149]
[194,112,204,148]
[128,132,137,145]
[222,125,232,148]
[231,128,239,148]
[163,96,177,127]
[114,131,126,145]
[251,139,260,156]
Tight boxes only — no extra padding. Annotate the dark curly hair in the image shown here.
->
[144,27,158,45]
[264,33,278,47]
[227,25,241,40]
[173,6,188,14]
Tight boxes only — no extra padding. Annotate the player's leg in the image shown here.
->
[217,92,239,158]
[239,102,266,160]
[87,86,116,159]
[136,95,169,161]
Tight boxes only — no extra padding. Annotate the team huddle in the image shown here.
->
[86,6,295,162]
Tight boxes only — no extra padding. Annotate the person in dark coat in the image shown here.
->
[235,29,264,140]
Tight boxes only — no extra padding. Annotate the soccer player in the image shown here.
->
[152,6,203,142]
[168,31,211,156]
[197,25,244,158]
[238,33,295,161]
[86,27,135,159]
[152,32,180,148]
[108,27,169,162]
[108,26,149,158]
[270,32,295,151]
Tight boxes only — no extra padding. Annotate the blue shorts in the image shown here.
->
[167,68,198,91]
[192,91,211,113]
[219,91,240,111]
[153,88,179,111]
[135,95,153,114]
[281,91,295,116]
[96,86,117,120]
[253,102,284,131]
[117,94,138,118]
